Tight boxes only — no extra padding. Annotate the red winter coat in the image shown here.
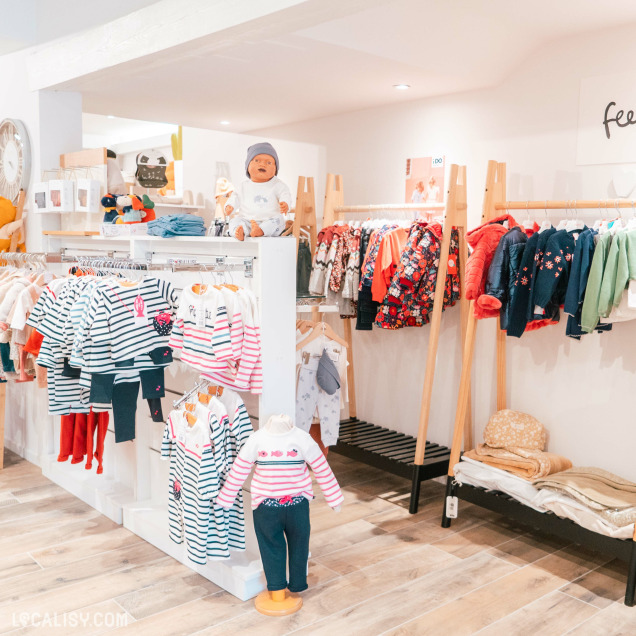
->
[465,214,518,319]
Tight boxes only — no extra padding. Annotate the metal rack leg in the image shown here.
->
[626,540,636,606]
[409,465,422,514]
[441,475,456,528]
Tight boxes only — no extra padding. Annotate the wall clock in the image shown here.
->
[0,118,31,204]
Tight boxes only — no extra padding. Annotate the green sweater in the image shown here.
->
[597,229,636,318]
[581,232,612,333]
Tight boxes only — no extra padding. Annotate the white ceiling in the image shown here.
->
[0,0,160,56]
[31,0,636,132]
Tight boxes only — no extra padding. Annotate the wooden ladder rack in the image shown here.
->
[321,166,470,513]
[441,159,636,607]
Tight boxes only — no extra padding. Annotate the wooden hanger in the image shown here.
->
[295,321,348,351]
[184,402,196,413]
[198,392,211,405]
[207,385,224,397]
[186,411,197,427]
[296,319,315,334]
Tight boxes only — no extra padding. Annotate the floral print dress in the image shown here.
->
[374,222,460,329]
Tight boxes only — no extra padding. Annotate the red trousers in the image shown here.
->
[58,410,109,474]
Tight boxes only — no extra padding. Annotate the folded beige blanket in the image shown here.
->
[464,444,572,481]
[534,467,636,510]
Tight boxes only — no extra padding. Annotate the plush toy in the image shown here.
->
[226,143,292,241]
[0,197,24,252]
[115,195,143,224]
[101,194,119,224]
[141,194,156,222]
[215,178,234,219]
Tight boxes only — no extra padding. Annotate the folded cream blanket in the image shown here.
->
[534,467,636,510]
[464,444,572,481]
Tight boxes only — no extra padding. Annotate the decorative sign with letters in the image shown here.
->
[577,72,636,165]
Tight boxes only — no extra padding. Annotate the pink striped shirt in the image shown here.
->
[216,427,343,509]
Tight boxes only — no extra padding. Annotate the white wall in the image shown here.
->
[254,23,636,481]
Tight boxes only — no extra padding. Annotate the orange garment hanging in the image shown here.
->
[371,226,409,303]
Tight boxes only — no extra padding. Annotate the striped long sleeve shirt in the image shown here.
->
[216,427,343,510]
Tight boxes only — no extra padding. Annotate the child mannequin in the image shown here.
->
[216,414,342,603]
[225,143,292,241]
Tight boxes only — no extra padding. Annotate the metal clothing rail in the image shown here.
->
[0,251,255,276]
[321,170,471,514]
[173,380,210,409]
[442,160,636,607]
[334,202,446,213]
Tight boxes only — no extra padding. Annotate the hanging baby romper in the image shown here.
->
[161,410,218,565]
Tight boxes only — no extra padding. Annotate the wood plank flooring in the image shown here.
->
[1,448,636,635]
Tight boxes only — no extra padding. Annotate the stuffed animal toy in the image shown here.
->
[0,196,25,252]
[226,142,292,241]
[115,195,143,224]
[215,178,234,219]
[141,194,156,222]
[101,194,119,224]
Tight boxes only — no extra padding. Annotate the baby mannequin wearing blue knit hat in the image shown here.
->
[225,142,292,241]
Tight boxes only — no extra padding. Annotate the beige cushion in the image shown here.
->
[483,409,546,451]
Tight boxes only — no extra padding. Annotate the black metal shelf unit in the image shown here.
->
[441,480,636,606]
[332,418,451,509]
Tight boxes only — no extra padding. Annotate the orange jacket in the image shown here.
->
[465,214,518,319]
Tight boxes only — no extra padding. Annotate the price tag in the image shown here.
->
[196,303,206,328]
[446,495,458,519]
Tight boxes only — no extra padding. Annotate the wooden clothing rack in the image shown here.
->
[292,176,317,255]
[441,160,636,607]
[321,166,471,513]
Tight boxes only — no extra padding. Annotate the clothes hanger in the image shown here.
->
[628,201,636,230]
[537,200,549,232]
[556,200,568,230]
[295,320,348,351]
[523,201,531,230]
[566,200,585,231]
[296,319,315,334]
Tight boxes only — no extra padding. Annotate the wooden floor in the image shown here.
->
[2,449,636,635]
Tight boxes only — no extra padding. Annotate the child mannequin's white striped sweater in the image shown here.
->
[216,424,343,510]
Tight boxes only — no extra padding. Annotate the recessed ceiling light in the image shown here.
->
[107,114,115,119]
[220,121,230,126]
[393,84,411,90]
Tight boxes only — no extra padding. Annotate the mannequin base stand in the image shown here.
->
[255,589,302,616]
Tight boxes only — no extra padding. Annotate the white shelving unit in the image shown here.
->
[153,203,202,210]
[6,236,296,601]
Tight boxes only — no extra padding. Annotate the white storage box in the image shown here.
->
[76,179,101,213]
[48,180,75,212]
[33,182,49,212]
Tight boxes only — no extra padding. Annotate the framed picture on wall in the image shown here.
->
[405,156,445,205]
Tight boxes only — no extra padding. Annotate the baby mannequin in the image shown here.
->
[225,143,292,241]
[216,414,342,612]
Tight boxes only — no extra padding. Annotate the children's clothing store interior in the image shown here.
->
[3,1,636,634]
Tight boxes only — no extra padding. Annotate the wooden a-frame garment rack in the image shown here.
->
[321,166,472,514]
[441,160,636,606]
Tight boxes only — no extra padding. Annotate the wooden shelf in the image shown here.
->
[154,203,201,209]
[42,230,100,236]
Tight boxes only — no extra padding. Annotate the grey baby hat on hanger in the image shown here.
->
[316,349,340,395]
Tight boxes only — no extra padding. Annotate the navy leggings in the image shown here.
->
[253,498,311,592]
